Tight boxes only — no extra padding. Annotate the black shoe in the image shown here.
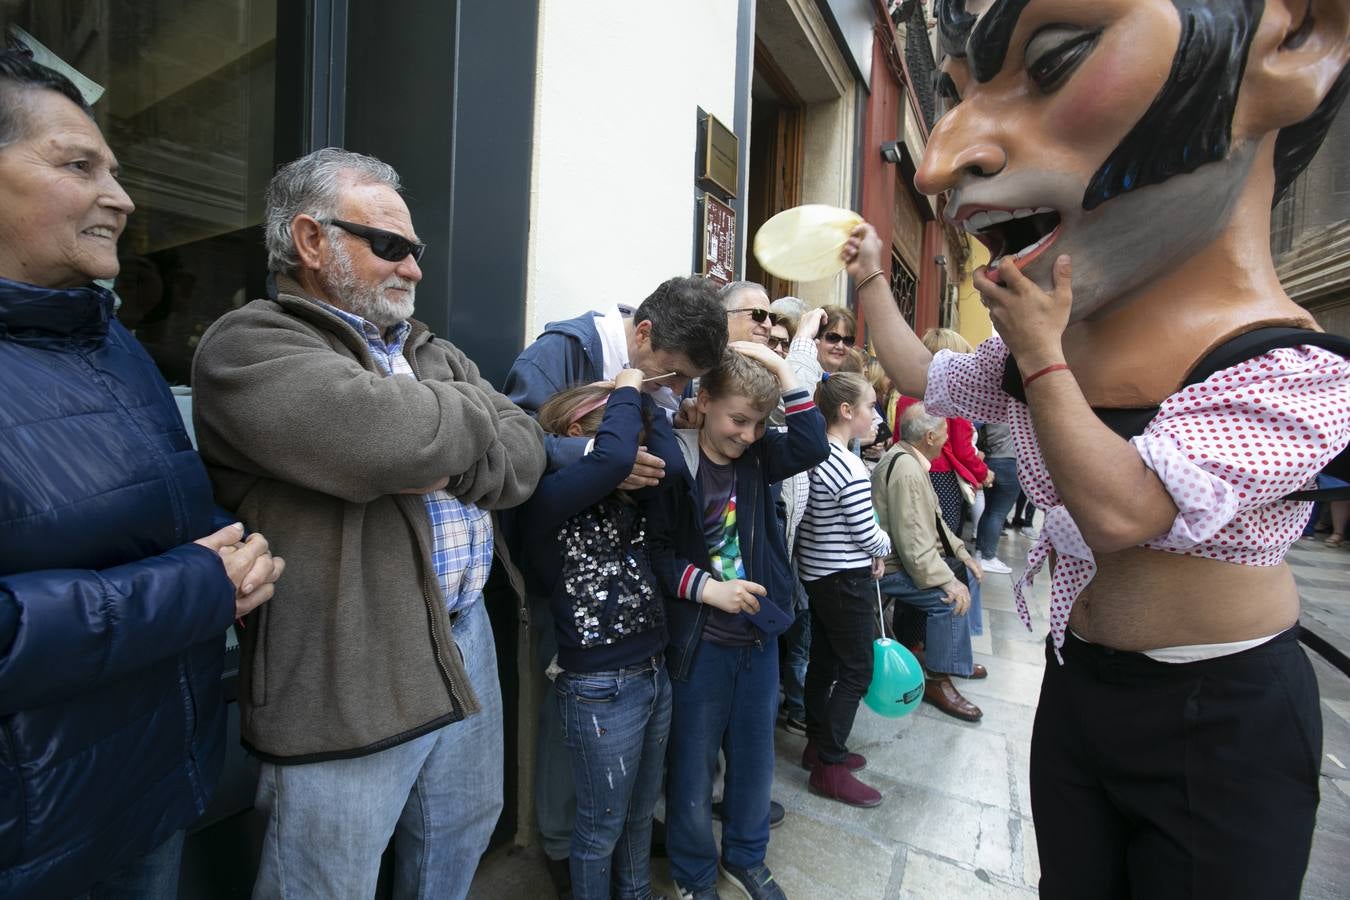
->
[781,715,807,736]
[545,856,572,899]
[711,800,786,828]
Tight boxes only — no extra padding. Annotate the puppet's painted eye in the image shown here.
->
[1025,28,1099,93]
[936,72,962,118]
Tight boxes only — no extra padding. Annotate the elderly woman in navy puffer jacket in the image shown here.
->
[0,53,283,898]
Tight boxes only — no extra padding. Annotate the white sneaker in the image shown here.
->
[1019,526,1039,539]
[980,556,1012,574]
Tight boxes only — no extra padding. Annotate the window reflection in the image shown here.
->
[10,0,280,384]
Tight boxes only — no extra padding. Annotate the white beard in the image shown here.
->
[325,240,416,329]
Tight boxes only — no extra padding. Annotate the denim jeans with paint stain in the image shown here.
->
[555,658,672,900]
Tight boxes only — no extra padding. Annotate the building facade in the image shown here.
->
[4,0,978,889]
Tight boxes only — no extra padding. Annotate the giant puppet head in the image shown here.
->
[918,0,1350,323]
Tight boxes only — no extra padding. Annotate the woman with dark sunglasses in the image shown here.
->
[813,305,856,374]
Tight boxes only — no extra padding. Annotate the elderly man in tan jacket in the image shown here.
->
[871,402,986,721]
[192,148,544,900]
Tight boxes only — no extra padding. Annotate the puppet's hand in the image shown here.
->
[972,255,1073,371]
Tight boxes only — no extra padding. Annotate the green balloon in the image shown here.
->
[863,638,925,718]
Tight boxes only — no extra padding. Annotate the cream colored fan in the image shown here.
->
[753,205,864,282]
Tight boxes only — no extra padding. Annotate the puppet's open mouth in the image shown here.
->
[963,207,1062,273]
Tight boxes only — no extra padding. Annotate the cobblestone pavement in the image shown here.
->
[472,527,1350,899]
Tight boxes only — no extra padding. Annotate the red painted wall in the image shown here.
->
[857,32,900,340]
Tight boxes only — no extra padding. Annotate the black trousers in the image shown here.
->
[1031,628,1322,900]
[803,569,877,764]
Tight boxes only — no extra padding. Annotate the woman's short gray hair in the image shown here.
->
[899,402,946,445]
[264,148,401,275]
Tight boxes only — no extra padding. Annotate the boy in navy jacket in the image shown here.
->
[648,342,828,900]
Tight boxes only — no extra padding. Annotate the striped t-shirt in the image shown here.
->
[797,440,892,580]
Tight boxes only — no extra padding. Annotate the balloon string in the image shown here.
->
[875,580,888,640]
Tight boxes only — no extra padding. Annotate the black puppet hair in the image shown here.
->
[933,0,1349,209]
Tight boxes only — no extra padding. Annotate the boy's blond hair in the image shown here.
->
[700,349,780,416]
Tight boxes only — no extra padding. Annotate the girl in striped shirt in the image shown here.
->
[797,372,893,808]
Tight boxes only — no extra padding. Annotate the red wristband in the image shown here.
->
[1022,363,1070,388]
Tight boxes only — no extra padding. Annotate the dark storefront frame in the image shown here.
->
[8,1,537,894]
[219,0,540,890]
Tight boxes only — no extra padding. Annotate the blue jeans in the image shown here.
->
[556,659,672,900]
[76,830,185,900]
[976,457,1020,559]
[879,570,974,677]
[252,599,503,900]
[532,599,577,861]
[667,640,779,891]
[778,597,811,720]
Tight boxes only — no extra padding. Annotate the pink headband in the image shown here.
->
[568,393,610,428]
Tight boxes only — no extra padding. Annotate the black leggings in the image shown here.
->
[1031,628,1321,900]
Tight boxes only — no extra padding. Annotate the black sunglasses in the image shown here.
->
[767,336,790,351]
[324,219,426,263]
[729,307,781,326]
[821,331,856,347]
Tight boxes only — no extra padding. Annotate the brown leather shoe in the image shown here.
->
[809,762,882,808]
[923,674,983,721]
[956,664,988,680]
[801,739,866,772]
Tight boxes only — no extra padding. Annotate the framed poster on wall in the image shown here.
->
[701,193,737,285]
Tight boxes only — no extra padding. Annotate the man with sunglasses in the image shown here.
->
[720,281,778,346]
[192,148,546,900]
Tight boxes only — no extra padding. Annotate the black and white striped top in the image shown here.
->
[797,440,892,580]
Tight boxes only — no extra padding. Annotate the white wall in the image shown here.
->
[526,0,742,344]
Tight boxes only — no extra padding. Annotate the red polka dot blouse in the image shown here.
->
[926,337,1350,656]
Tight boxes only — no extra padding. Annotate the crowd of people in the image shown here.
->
[7,0,1350,895]
[0,51,1011,900]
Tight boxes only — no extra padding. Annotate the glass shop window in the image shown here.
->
[7,1,285,386]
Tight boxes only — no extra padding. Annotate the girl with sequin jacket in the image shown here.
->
[517,371,685,900]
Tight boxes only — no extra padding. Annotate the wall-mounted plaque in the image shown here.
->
[701,193,736,285]
[699,112,739,199]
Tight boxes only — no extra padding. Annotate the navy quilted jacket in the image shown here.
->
[0,277,236,897]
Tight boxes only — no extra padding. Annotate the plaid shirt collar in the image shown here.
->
[314,299,411,362]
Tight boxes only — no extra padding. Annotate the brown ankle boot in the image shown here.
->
[922,673,983,722]
[800,739,866,772]
[809,762,882,808]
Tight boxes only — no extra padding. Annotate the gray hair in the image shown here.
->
[718,280,767,309]
[899,402,945,445]
[264,148,402,275]
[770,296,806,319]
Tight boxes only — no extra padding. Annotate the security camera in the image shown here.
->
[880,141,902,164]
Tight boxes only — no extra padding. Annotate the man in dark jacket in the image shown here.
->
[502,278,726,886]
[192,148,545,900]
[504,278,727,469]
[0,52,282,899]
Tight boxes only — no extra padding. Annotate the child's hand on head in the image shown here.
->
[701,578,765,615]
[729,340,777,364]
[729,340,796,390]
